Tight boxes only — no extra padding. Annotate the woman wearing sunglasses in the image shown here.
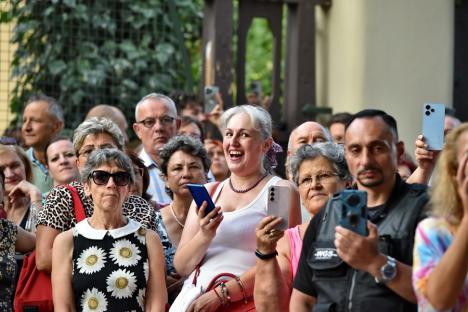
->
[52,148,167,311]
[36,118,165,274]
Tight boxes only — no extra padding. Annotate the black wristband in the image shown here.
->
[255,249,278,260]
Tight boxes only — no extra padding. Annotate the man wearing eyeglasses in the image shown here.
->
[133,93,180,206]
[21,94,64,194]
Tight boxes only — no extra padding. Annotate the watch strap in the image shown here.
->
[255,249,278,260]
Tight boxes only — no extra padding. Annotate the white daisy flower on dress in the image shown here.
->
[81,287,108,312]
[76,246,107,274]
[137,288,146,310]
[110,239,141,267]
[106,269,137,298]
[134,227,146,245]
[143,260,149,281]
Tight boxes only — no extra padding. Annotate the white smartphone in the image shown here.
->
[422,103,445,151]
[267,185,290,230]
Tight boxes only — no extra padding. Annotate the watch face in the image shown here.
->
[382,263,397,279]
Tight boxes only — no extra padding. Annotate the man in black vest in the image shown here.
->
[290,109,428,312]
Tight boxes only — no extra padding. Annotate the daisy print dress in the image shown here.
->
[72,218,149,312]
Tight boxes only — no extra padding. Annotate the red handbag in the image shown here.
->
[14,185,85,312]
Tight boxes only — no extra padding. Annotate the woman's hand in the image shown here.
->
[197,201,223,241]
[187,289,222,312]
[255,216,284,254]
[8,180,42,204]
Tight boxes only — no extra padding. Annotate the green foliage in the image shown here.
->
[245,18,274,97]
[4,0,203,135]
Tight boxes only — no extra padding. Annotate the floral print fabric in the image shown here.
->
[0,220,17,312]
[72,220,148,312]
[413,217,468,312]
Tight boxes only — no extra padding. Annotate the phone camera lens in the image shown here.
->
[431,108,435,113]
[425,105,431,110]
[270,196,274,201]
[425,111,430,116]
[348,213,360,227]
[346,194,360,207]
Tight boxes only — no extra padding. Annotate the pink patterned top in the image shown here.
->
[286,225,303,278]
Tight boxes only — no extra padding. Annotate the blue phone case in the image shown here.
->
[422,103,445,151]
[186,184,216,216]
[339,190,368,236]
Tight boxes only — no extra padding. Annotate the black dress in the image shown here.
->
[72,218,149,312]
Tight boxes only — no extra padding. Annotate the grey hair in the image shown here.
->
[73,117,124,153]
[159,135,211,176]
[134,93,177,120]
[219,105,274,172]
[26,93,64,123]
[289,142,352,185]
[81,148,135,185]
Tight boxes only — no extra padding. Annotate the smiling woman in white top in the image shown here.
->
[171,105,301,311]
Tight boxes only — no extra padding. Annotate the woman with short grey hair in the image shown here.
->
[36,118,165,274]
[255,142,352,311]
[52,149,167,311]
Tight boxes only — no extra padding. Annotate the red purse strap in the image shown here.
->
[63,184,86,222]
[191,181,222,286]
[205,272,238,291]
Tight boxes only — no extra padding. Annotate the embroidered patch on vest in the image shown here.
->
[313,248,338,261]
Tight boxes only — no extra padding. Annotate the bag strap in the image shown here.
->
[191,181,222,286]
[63,185,86,222]
[205,272,238,291]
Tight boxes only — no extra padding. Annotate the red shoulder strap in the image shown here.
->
[63,184,86,222]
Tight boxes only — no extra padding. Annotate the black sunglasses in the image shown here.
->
[91,170,131,186]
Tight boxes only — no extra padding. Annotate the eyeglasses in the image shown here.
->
[298,172,340,187]
[91,170,131,186]
[136,116,175,128]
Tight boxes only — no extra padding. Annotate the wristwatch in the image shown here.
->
[375,256,397,284]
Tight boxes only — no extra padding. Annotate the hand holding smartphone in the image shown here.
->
[266,185,290,231]
[186,184,216,216]
[422,103,445,151]
[338,190,368,236]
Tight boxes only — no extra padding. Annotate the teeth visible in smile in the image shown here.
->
[230,151,242,156]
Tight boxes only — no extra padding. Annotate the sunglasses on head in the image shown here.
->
[91,170,131,186]
[0,137,18,145]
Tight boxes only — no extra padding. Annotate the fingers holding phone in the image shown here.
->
[197,202,223,239]
[255,216,284,254]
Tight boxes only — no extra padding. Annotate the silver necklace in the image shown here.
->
[169,203,185,228]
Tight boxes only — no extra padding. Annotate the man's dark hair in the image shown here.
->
[180,115,205,141]
[345,109,399,140]
[445,107,457,118]
[25,93,64,122]
[170,91,202,112]
[328,112,352,128]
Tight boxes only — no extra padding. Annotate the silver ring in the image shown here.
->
[209,218,213,223]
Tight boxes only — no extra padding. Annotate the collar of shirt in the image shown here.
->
[27,147,49,175]
[138,148,158,169]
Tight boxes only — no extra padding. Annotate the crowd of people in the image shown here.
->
[0,90,466,312]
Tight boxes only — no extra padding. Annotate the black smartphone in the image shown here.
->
[338,190,368,236]
[186,184,216,216]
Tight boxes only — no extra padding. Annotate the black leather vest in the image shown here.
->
[307,181,428,312]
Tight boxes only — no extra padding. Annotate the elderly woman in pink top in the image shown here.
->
[254,142,352,311]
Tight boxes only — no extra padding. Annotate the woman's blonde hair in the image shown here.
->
[431,122,468,224]
[0,144,33,182]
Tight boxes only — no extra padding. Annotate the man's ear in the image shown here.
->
[133,123,143,140]
[51,120,64,136]
[396,140,405,160]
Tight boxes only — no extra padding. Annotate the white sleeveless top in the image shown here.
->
[183,176,281,289]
